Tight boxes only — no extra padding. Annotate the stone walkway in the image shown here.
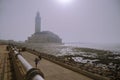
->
[22,51,93,80]
[0,45,11,80]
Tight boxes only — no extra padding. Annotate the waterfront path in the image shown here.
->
[0,45,11,80]
[22,51,93,80]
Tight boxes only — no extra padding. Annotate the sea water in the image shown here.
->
[64,43,120,52]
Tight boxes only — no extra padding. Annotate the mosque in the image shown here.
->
[26,12,62,43]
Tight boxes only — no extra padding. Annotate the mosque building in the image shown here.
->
[26,12,62,43]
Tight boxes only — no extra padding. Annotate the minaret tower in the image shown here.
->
[35,11,41,33]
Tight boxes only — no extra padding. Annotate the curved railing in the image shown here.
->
[8,45,44,80]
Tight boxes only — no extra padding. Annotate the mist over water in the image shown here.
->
[64,43,120,52]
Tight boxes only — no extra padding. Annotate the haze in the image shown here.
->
[0,0,120,44]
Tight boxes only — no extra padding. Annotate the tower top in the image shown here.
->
[35,11,41,33]
[36,11,40,17]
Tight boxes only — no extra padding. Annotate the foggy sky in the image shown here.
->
[0,0,120,44]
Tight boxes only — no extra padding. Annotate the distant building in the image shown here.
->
[26,11,62,43]
[35,12,41,33]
